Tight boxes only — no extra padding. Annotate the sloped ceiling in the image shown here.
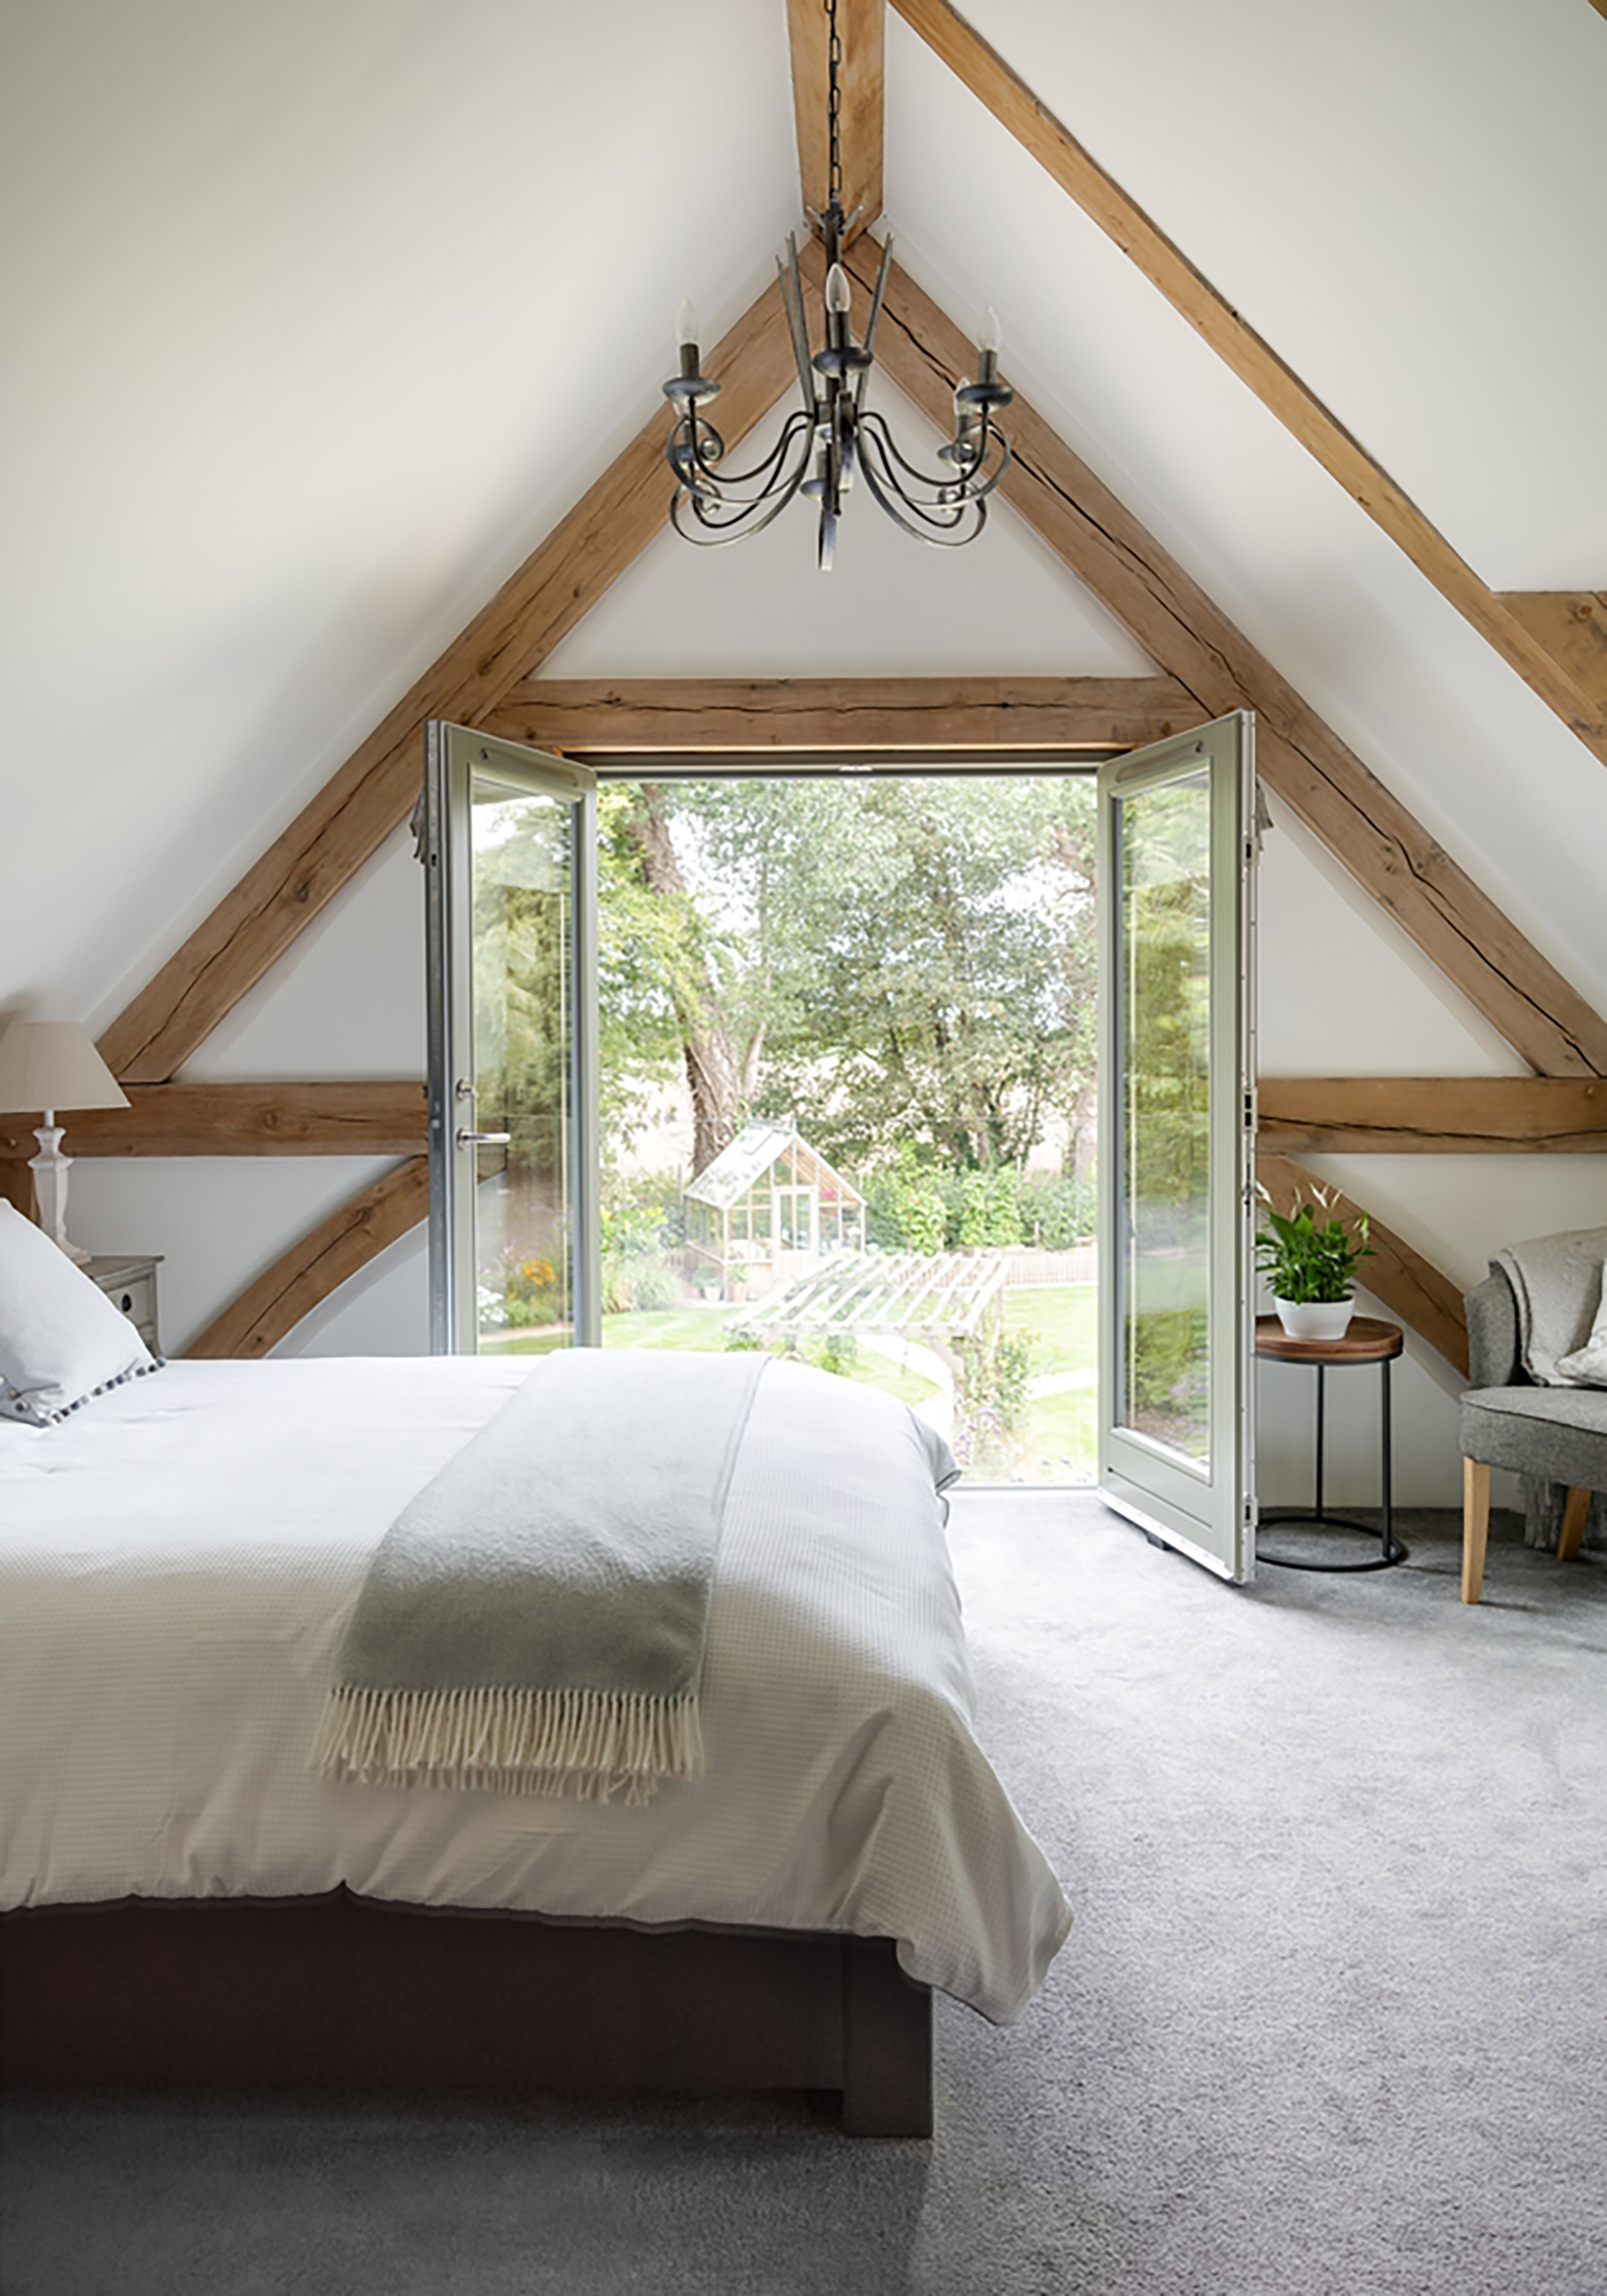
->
[4,0,1605,1031]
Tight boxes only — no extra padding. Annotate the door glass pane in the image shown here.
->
[1117,770,1211,1467]
[471,780,575,1352]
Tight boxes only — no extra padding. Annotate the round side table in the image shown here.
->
[1255,1314,1407,1572]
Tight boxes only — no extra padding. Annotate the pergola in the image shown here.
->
[732,1247,1009,1350]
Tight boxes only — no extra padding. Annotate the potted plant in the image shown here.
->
[1254,1185,1373,1340]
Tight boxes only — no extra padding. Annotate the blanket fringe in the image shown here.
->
[311,1683,704,1804]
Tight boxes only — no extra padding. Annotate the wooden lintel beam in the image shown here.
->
[889,0,1607,770]
[185,1158,429,1360]
[839,234,1607,1081]
[0,1082,427,1163]
[787,0,884,244]
[1258,1076,1607,1154]
[1256,1153,1469,1376]
[479,675,1194,753]
[96,275,804,1086]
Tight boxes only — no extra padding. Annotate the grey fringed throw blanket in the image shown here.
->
[314,1349,767,1802]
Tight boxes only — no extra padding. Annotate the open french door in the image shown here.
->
[1096,712,1257,1579]
[423,722,601,1354]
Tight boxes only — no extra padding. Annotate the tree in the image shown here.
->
[649,774,1098,1179]
[608,783,764,1176]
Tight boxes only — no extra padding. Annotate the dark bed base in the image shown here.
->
[0,1892,933,2137]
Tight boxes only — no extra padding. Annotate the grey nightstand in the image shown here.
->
[86,1254,163,1357]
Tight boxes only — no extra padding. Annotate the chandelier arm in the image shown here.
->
[856,451,989,549]
[855,424,988,544]
[857,408,1012,504]
[670,456,814,547]
[674,410,814,496]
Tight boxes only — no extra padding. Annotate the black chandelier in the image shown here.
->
[661,0,1013,572]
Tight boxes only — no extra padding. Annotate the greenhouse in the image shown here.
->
[683,1120,865,1295]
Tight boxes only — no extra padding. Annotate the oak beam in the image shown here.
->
[97,277,804,1086]
[0,1081,427,1163]
[787,0,884,244]
[185,1158,429,1360]
[478,674,1194,753]
[1497,593,1607,723]
[1256,1153,1470,1376]
[1258,1076,1607,1154]
[840,234,1607,1080]
[889,0,1607,768]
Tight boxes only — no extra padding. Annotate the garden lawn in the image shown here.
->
[1003,1281,1096,1374]
[495,1305,942,1415]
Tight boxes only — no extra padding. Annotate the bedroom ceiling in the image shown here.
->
[3,0,1604,1027]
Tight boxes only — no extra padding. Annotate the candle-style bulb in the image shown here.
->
[676,298,701,349]
[979,306,1002,356]
[825,264,852,317]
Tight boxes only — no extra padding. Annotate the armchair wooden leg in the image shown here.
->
[1461,1459,1491,1604]
[1557,1485,1592,1564]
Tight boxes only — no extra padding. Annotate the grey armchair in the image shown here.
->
[1461,1264,1607,1604]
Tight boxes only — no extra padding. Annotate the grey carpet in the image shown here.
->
[4,1498,1605,2296]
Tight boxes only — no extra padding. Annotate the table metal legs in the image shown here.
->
[1258,1358,1408,1573]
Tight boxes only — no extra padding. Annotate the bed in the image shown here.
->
[0,1345,1070,2134]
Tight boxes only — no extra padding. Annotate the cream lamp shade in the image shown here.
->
[0,1021,129,1266]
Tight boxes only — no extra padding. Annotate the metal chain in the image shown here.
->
[825,0,843,207]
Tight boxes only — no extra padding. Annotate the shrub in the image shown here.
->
[1018,1174,1096,1249]
[958,1166,1022,1248]
[866,1144,949,1256]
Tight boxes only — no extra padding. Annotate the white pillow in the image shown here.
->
[1556,1260,1607,1389]
[0,1200,162,1425]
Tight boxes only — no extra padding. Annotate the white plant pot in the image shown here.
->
[1273,1297,1354,1342]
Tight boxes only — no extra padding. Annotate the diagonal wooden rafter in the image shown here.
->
[1497,592,1607,726]
[888,0,1607,770]
[786,0,884,245]
[839,231,1607,1080]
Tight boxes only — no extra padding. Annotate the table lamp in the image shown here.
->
[0,1021,130,1265]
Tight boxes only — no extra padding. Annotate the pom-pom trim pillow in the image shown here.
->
[0,1200,163,1426]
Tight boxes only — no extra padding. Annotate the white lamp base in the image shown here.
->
[28,1121,91,1266]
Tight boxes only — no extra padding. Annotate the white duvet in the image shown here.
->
[0,1353,1070,2025]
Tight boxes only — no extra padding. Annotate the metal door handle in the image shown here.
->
[456,1129,512,1147]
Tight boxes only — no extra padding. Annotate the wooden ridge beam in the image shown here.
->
[1258,1076,1607,1154]
[185,1158,429,1360]
[888,0,1607,769]
[96,275,804,1087]
[839,234,1607,1081]
[787,0,884,244]
[1255,1153,1469,1376]
[0,1081,426,1163]
[479,674,1194,753]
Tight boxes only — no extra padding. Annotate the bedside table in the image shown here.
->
[86,1254,163,1357]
